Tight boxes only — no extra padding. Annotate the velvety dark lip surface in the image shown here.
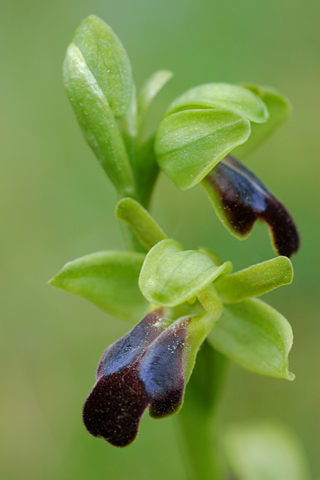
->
[83,310,188,447]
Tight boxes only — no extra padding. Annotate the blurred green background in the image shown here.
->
[1,0,319,478]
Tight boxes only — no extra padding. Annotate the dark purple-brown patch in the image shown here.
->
[204,155,300,257]
[83,311,189,447]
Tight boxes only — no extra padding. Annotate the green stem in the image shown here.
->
[177,341,230,480]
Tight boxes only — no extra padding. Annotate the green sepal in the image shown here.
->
[208,298,294,380]
[63,43,135,196]
[234,84,291,158]
[72,15,133,118]
[224,422,310,480]
[165,83,269,123]
[216,256,293,303]
[49,251,147,322]
[155,109,251,190]
[116,197,167,250]
[138,70,173,129]
[139,239,231,307]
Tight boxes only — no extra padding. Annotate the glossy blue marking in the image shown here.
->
[138,326,186,398]
[218,157,267,212]
[98,309,165,377]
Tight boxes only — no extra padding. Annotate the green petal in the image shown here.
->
[155,109,250,190]
[234,84,291,158]
[166,83,269,123]
[63,43,135,195]
[50,251,147,322]
[216,256,293,303]
[224,422,310,480]
[72,15,133,118]
[208,298,294,380]
[116,197,167,250]
[139,239,231,307]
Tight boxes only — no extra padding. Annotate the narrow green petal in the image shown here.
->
[216,256,293,303]
[208,298,294,380]
[50,251,147,322]
[116,197,167,250]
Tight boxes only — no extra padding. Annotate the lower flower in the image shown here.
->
[83,307,214,447]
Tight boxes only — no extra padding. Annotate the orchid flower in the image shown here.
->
[51,14,301,479]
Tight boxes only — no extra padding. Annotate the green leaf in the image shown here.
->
[208,298,294,380]
[224,421,310,480]
[166,83,269,123]
[63,43,135,196]
[138,70,173,127]
[155,109,251,190]
[72,15,133,118]
[233,84,291,158]
[116,197,167,250]
[216,256,293,303]
[50,251,147,322]
[139,239,231,307]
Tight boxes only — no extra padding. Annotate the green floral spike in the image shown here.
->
[155,109,251,190]
[50,251,147,322]
[165,83,269,123]
[216,256,293,303]
[116,198,167,250]
[234,84,291,158]
[139,239,231,307]
[56,16,301,473]
[208,298,294,380]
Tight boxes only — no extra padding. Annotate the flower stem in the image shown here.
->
[176,341,229,480]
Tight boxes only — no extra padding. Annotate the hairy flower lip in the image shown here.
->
[83,309,189,447]
[204,155,300,258]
